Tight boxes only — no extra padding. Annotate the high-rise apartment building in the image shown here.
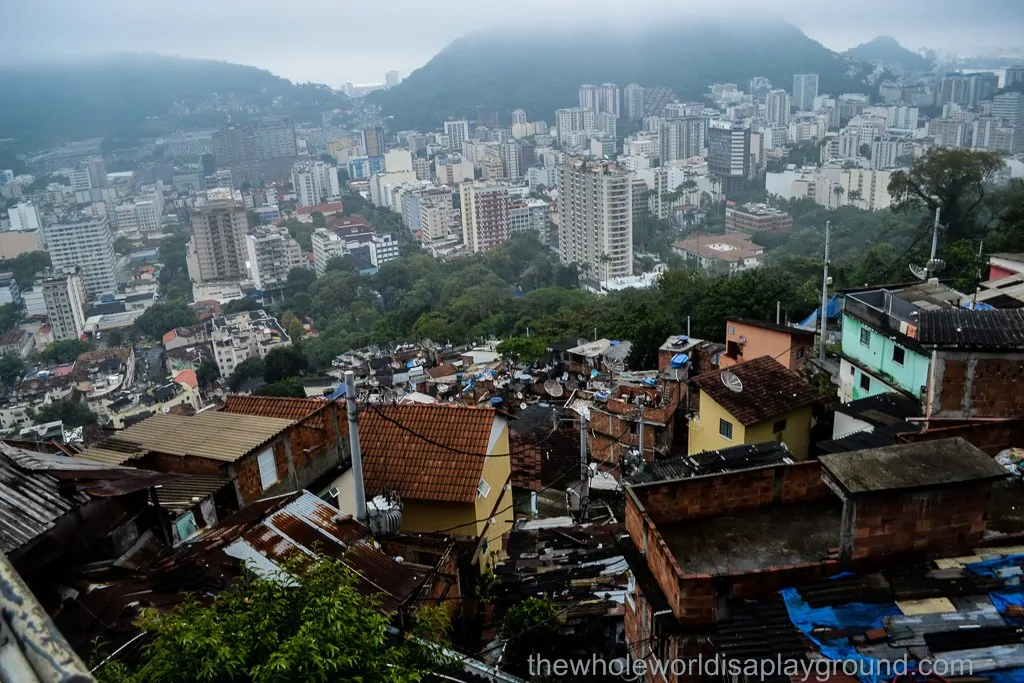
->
[361,126,386,158]
[766,89,792,126]
[385,70,401,88]
[245,226,304,291]
[443,120,470,152]
[556,158,633,281]
[42,215,119,296]
[596,112,618,140]
[886,106,919,130]
[1006,66,1024,90]
[870,138,906,170]
[511,109,528,125]
[214,117,298,165]
[311,228,345,277]
[555,108,596,144]
[792,73,819,112]
[70,168,93,192]
[937,73,998,108]
[598,83,621,118]
[624,84,645,121]
[579,84,599,112]
[188,189,249,283]
[660,117,707,162]
[459,182,511,253]
[708,122,752,195]
[992,92,1024,130]
[500,142,522,179]
[292,164,322,207]
[42,268,87,342]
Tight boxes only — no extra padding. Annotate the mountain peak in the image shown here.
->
[843,36,933,71]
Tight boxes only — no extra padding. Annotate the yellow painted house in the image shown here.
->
[337,404,514,570]
[688,355,818,459]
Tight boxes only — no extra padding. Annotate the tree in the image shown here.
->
[497,336,550,367]
[888,148,1007,242]
[263,345,309,383]
[832,185,844,208]
[113,236,133,255]
[859,143,872,160]
[246,210,265,229]
[252,377,306,397]
[0,303,21,336]
[311,211,327,228]
[0,355,25,388]
[222,297,262,315]
[499,597,560,678]
[134,302,198,340]
[410,312,463,344]
[105,328,126,348]
[40,339,94,364]
[286,267,315,292]
[94,557,450,683]
[282,312,305,342]
[196,359,220,391]
[848,189,862,203]
[227,357,265,392]
[33,399,97,428]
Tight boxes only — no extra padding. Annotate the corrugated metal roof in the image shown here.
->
[917,308,1024,350]
[0,449,89,554]
[154,475,231,514]
[77,412,296,465]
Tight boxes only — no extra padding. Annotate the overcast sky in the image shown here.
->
[4,0,1022,86]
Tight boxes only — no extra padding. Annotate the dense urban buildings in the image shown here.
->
[41,215,119,296]
[460,181,511,253]
[557,157,633,281]
[187,188,249,283]
[792,73,819,112]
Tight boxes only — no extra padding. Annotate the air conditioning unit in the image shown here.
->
[738,336,747,344]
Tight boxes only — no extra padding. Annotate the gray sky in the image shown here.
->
[3,0,1022,86]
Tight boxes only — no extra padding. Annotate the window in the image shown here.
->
[859,373,871,391]
[477,479,491,499]
[257,449,278,491]
[796,347,805,360]
[719,418,733,440]
[859,327,871,347]
[727,325,735,335]
[892,345,905,366]
[773,419,787,433]
[849,364,855,376]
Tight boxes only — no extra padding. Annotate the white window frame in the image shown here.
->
[719,418,733,440]
[477,478,491,499]
[257,449,278,491]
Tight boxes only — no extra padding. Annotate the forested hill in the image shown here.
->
[0,53,347,150]
[842,36,933,71]
[370,17,868,130]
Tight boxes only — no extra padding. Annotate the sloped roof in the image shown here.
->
[917,308,1024,350]
[222,395,327,423]
[78,412,295,465]
[425,362,459,379]
[360,404,496,503]
[173,369,198,389]
[693,355,818,426]
[729,317,815,338]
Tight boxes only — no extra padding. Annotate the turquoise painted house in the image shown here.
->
[838,282,965,403]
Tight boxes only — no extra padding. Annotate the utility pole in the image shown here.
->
[776,301,781,325]
[636,404,645,475]
[686,316,691,338]
[819,220,831,360]
[345,371,366,522]
[928,206,941,276]
[578,412,589,521]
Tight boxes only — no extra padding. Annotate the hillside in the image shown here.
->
[0,54,347,150]
[370,17,868,130]
[842,36,933,72]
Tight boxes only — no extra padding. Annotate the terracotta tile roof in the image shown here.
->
[693,355,818,426]
[360,405,496,503]
[221,395,327,425]
[173,369,198,389]
[426,362,458,379]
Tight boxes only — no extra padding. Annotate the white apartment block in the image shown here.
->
[555,108,596,144]
[419,201,454,243]
[660,117,706,162]
[7,202,41,233]
[788,114,828,143]
[369,234,400,266]
[624,84,645,121]
[886,106,919,131]
[42,215,120,296]
[792,73,819,112]
[245,226,304,291]
[557,157,633,280]
[311,228,346,277]
[870,138,906,170]
[384,149,414,173]
[42,268,88,342]
[292,166,322,207]
[509,199,550,245]
[444,120,470,151]
[460,181,511,253]
[211,309,291,377]
[370,171,417,207]
[766,89,791,126]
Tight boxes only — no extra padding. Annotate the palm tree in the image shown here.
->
[848,189,862,204]
[832,185,845,209]
[598,252,612,291]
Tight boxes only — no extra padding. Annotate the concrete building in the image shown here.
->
[660,117,706,163]
[460,181,511,253]
[210,309,291,377]
[971,117,1018,153]
[937,73,998,107]
[42,268,88,342]
[928,118,968,148]
[311,228,345,277]
[7,202,41,233]
[992,92,1024,151]
[578,84,599,112]
[443,120,470,152]
[511,109,527,125]
[245,226,303,292]
[886,105,919,130]
[347,155,385,181]
[870,137,907,170]
[508,198,550,244]
[360,126,386,158]
[766,89,791,126]
[291,164,322,207]
[598,83,621,118]
[383,149,414,173]
[42,215,119,296]
[418,199,454,243]
[368,234,400,266]
[724,203,793,234]
[385,70,401,88]
[672,232,764,273]
[707,122,752,194]
[70,168,93,192]
[596,112,618,141]
[625,84,645,121]
[555,108,596,144]
[792,73,819,112]
[189,188,248,283]
[557,157,633,281]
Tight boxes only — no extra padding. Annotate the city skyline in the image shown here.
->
[3,0,1023,87]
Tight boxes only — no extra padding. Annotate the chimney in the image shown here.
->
[819,438,1007,569]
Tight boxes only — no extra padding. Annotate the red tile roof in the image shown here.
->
[173,369,198,389]
[221,395,327,426]
[425,362,458,379]
[360,405,496,504]
[693,355,818,426]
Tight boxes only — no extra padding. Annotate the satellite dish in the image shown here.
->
[516,391,523,399]
[561,372,569,381]
[520,402,528,410]
[544,380,564,398]
[908,263,928,280]
[721,371,743,393]
[437,384,450,393]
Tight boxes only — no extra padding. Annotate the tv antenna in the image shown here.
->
[910,206,946,279]
[721,371,743,393]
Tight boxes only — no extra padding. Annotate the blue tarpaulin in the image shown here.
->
[670,354,689,368]
[964,554,1024,579]
[990,590,1024,620]
[962,299,995,311]
[326,384,346,400]
[797,295,845,330]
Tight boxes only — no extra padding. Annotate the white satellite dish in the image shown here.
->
[721,371,743,393]
[544,380,564,398]
[437,384,450,393]
[908,263,928,280]
[520,402,528,410]
[516,391,523,399]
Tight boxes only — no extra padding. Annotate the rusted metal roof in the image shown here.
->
[77,412,295,465]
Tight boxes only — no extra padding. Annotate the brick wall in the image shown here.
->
[236,456,263,502]
[897,418,1024,456]
[930,352,1024,419]
[140,452,227,476]
[631,460,830,525]
[849,482,991,561]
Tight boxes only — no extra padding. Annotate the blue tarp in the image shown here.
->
[962,299,995,311]
[670,353,689,368]
[964,554,1024,579]
[797,294,845,330]
[325,384,346,400]
[990,590,1024,620]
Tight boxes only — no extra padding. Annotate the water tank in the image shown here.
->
[366,496,403,537]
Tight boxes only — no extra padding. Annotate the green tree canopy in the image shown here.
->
[196,359,220,390]
[95,557,450,683]
[222,297,263,315]
[134,302,198,341]
[252,377,306,397]
[227,357,265,392]
[40,339,95,364]
[33,399,97,428]
[497,336,550,367]
[263,345,309,383]
[0,355,25,388]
